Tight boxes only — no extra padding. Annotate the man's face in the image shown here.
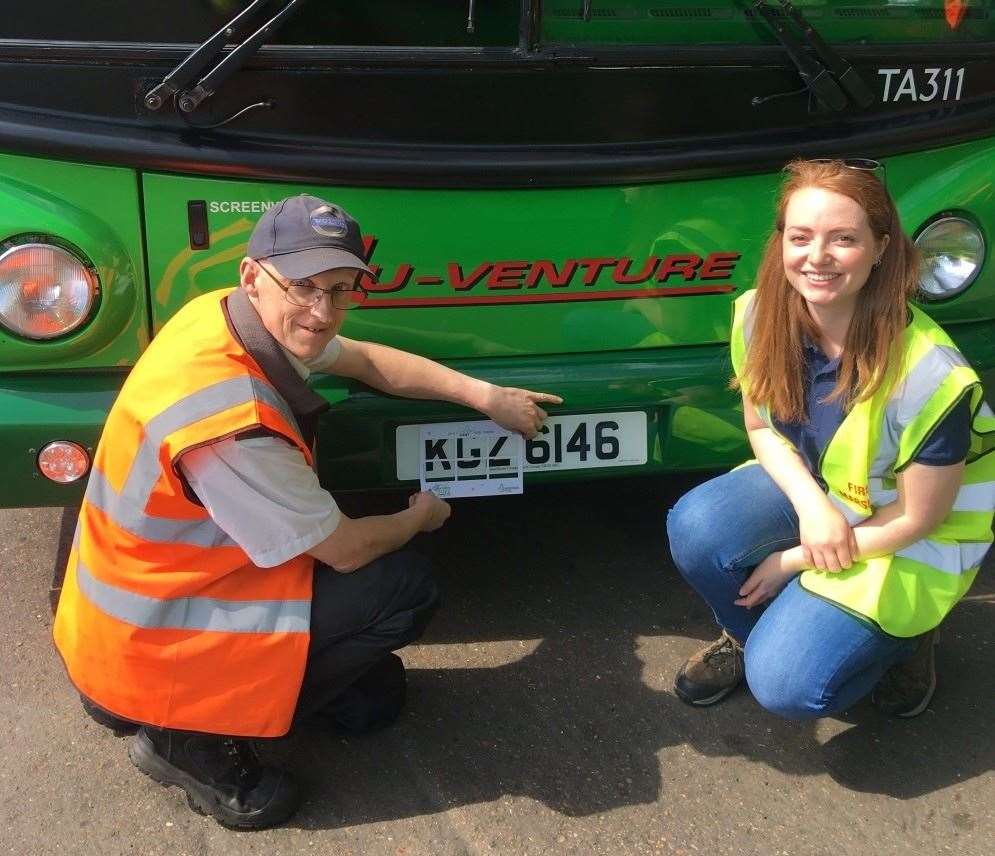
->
[241,258,359,360]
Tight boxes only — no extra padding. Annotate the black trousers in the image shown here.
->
[292,549,440,725]
[80,550,439,736]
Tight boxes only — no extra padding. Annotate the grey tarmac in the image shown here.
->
[1,477,992,856]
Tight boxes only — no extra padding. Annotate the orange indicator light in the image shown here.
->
[37,441,91,483]
[945,0,968,29]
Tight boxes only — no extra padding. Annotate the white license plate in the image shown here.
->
[395,411,647,480]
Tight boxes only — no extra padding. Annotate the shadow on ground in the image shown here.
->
[278,476,995,830]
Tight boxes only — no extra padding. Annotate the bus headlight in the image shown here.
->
[0,241,99,339]
[915,216,985,301]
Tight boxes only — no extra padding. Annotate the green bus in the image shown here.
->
[1,0,993,509]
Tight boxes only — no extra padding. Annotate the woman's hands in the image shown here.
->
[743,391,858,573]
[797,496,859,573]
[735,548,805,608]
[735,500,863,610]
[736,553,793,608]
[735,498,862,609]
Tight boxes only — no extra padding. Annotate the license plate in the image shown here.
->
[395,411,647,480]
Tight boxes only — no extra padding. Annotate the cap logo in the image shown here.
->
[310,205,348,238]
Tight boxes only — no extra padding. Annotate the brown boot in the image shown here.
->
[872,628,939,718]
[674,630,745,706]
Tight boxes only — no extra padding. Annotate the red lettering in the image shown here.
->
[358,235,381,290]
[613,256,660,285]
[525,260,578,289]
[364,263,413,293]
[656,255,702,282]
[842,490,870,511]
[359,268,379,290]
[448,262,492,291]
[700,252,741,280]
[578,257,617,286]
[487,261,529,290]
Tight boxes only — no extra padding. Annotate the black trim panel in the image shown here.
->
[0,42,992,188]
[1,99,994,189]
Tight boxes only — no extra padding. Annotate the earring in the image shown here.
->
[873,258,882,268]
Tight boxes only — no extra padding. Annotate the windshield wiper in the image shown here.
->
[750,0,847,112]
[777,1,874,108]
[145,0,304,117]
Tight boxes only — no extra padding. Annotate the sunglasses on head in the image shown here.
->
[809,157,882,172]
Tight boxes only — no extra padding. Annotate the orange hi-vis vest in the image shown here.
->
[53,287,326,737]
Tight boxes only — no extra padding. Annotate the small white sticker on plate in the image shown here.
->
[418,420,524,498]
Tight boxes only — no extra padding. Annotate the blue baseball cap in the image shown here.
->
[248,194,372,279]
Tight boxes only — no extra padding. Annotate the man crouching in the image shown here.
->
[53,195,561,829]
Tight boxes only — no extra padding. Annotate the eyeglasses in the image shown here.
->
[255,261,366,310]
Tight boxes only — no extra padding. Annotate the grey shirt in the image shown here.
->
[178,338,343,568]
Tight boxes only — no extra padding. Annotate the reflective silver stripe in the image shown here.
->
[864,475,993,514]
[742,295,756,344]
[86,470,238,548]
[76,558,309,633]
[871,344,968,477]
[827,492,868,524]
[124,375,299,509]
[867,477,896,508]
[869,487,897,507]
[935,344,970,370]
[953,481,995,513]
[895,539,991,575]
[87,375,300,548]
[868,480,994,513]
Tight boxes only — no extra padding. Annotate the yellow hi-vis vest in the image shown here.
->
[730,289,995,637]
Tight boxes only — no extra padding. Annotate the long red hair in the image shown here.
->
[738,160,920,423]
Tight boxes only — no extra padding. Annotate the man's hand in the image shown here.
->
[408,490,451,532]
[798,497,859,573]
[480,384,563,438]
[331,339,562,439]
[735,552,796,609]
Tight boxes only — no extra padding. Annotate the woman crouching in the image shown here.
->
[666,159,994,719]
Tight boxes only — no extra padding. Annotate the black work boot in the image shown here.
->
[129,727,300,829]
[319,652,407,734]
[872,628,939,718]
[674,630,745,706]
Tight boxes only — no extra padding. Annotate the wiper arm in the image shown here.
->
[750,0,847,112]
[178,0,303,113]
[144,0,304,115]
[777,0,874,108]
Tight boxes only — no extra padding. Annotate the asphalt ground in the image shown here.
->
[1,476,992,856]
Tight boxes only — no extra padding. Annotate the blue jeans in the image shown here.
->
[666,464,916,720]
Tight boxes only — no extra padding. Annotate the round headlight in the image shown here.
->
[0,242,99,339]
[915,216,985,300]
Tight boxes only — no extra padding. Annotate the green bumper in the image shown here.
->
[1,347,745,508]
[4,318,994,508]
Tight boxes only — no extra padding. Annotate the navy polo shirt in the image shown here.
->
[772,341,971,480]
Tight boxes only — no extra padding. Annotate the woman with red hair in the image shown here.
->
[666,159,994,719]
